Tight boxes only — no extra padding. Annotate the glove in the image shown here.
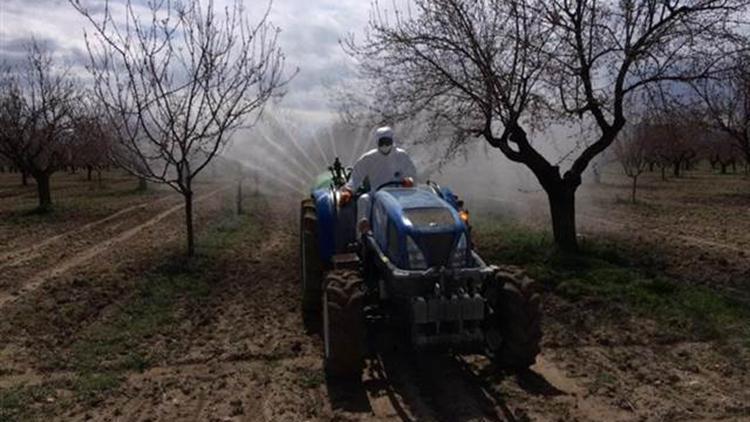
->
[339,187,353,205]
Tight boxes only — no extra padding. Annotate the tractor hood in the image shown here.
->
[372,187,468,269]
[374,188,465,232]
[381,187,447,209]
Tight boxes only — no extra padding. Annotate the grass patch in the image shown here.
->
[297,368,325,389]
[588,371,619,395]
[57,196,265,408]
[1,180,159,227]
[72,373,122,406]
[1,204,76,225]
[474,215,750,343]
[0,383,56,421]
[89,184,160,199]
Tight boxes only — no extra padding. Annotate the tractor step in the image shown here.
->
[332,253,359,270]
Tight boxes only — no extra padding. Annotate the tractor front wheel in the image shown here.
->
[483,267,542,370]
[300,199,322,313]
[322,270,365,379]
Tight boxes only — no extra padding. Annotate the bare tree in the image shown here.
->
[71,0,291,255]
[651,120,699,178]
[643,90,707,178]
[704,132,739,174]
[0,41,79,212]
[65,100,114,184]
[346,0,747,251]
[690,54,750,174]
[615,125,649,203]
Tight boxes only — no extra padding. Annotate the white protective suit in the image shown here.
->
[346,127,417,193]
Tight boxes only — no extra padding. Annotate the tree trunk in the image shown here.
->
[236,180,243,215]
[35,172,52,212]
[631,175,638,204]
[673,161,681,178]
[548,186,578,252]
[661,166,666,181]
[184,190,195,256]
[87,165,93,181]
[721,163,728,174]
[21,170,28,186]
[137,177,148,191]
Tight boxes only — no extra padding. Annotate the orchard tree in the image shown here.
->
[0,41,79,212]
[690,54,750,173]
[705,133,739,174]
[346,0,747,251]
[614,124,649,203]
[0,156,15,175]
[643,90,706,178]
[649,118,699,178]
[68,107,113,183]
[71,0,291,256]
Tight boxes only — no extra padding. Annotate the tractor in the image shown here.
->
[300,158,541,378]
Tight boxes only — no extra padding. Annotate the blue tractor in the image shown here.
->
[300,158,541,378]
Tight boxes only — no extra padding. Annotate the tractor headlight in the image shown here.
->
[406,236,428,270]
[450,233,468,268]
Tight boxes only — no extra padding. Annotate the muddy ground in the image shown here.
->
[0,170,749,421]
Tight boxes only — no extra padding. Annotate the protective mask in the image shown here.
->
[379,144,393,155]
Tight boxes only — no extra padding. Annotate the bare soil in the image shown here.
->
[0,172,165,254]
[0,169,748,421]
[579,170,750,294]
[484,169,750,295]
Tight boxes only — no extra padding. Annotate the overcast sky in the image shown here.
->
[0,0,373,127]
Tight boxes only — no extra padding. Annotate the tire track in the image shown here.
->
[0,194,176,270]
[487,200,746,255]
[578,213,750,253]
[47,201,296,422]
[482,196,747,255]
[0,188,228,309]
[367,353,506,421]
[524,355,633,421]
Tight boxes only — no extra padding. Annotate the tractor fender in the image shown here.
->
[313,188,336,264]
[439,187,460,210]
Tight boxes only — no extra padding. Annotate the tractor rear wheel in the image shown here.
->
[322,270,365,379]
[300,199,322,313]
[484,267,542,370]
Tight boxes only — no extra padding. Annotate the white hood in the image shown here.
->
[346,126,417,191]
[374,126,396,145]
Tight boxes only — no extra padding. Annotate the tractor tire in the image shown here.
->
[322,270,365,379]
[300,199,322,313]
[483,266,542,370]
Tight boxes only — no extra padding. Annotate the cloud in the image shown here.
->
[268,0,368,124]
[0,0,373,126]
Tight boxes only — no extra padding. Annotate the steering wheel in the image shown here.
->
[375,180,409,191]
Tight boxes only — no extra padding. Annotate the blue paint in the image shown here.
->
[312,188,336,263]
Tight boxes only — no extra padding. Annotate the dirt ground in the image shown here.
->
[0,169,749,421]
[579,170,750,293]
[483,169,750,296]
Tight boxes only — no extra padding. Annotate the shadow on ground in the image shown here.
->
[326,346,565,422]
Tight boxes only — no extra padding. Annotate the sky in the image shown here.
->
[0,0,591,200]
[0,0,373,127]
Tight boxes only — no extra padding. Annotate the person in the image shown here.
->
[340,126,417,235]
[342,126,417,201]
